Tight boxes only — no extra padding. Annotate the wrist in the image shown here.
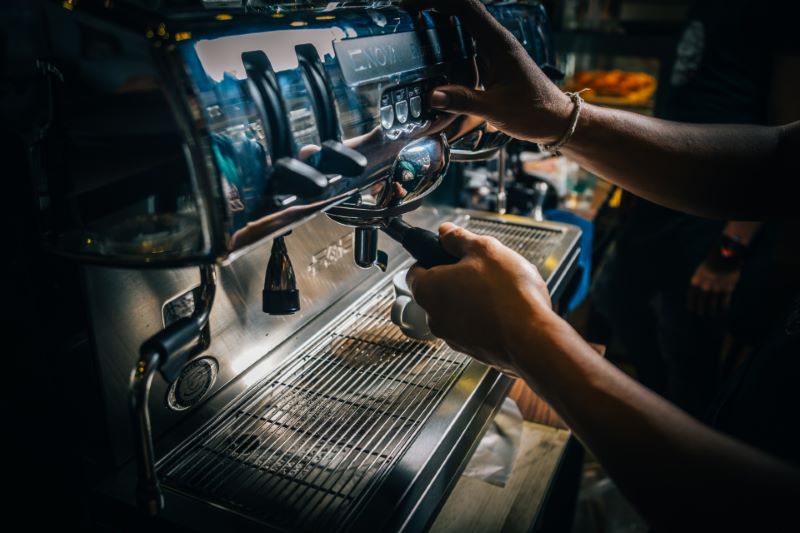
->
[536,92,575,146]
[502,304,564,376]
[706,234,747,271]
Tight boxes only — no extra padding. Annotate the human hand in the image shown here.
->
[402,0,572,144]
[406,222,554,375]
[687,260,741,318]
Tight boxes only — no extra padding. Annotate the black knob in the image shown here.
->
[316,140,367,177]
[272,157,328,197]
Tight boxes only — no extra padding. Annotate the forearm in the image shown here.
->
[509,313,800,528]
[560,105,798,219]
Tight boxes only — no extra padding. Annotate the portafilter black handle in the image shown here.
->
[383,218,459,269]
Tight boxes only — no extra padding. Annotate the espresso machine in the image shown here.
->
[23,0,581,531]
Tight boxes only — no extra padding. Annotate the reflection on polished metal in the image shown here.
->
[329,135,450,223]
[327,135,450,264]
[37,2,478,268]
[130,263,217,516]
[448,114,511,163]
[36,0,557,269]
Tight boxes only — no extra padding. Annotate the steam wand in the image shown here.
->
[129,264,216,516]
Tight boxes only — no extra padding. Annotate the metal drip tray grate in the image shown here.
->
[464,217,565,266]
[159,215,571,532]
[159,288,470,532]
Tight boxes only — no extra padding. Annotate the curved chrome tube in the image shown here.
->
[130,349,162,515]
[129,263,216,516]
[193,264,217,332]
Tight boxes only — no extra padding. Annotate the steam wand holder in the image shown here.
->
[129,264,216,516]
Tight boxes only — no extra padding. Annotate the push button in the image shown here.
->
[409,95,422,119]
[380,104,395,129]
[395,100,409,124]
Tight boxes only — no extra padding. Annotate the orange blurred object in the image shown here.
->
[567,70,657,105]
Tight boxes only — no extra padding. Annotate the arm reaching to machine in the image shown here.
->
[403,0,800,219]
[408,223,800,530]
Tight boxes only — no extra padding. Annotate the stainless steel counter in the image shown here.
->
[93,207,581,532]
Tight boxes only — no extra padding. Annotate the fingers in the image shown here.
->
[430,85,490,117]
[401,0,504,45]
[687,281,707,317]
[723,288,734,310]
[687,285,731,318]
[711,288,735,317]
[438,222,483,258]
[406,263,427,296]
[297,144,321,161]
[407,263,440,312]
[707,290,721,318]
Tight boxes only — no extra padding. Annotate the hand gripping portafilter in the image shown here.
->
[327,134,459,270]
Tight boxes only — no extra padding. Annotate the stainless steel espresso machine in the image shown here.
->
[25,0,581,531]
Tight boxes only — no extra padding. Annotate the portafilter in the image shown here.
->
[326,133,460,270]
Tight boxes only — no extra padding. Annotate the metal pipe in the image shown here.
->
[532,181,548,222]
[194,264,216,333]
[496,147,507,215]
[130,349,163,515]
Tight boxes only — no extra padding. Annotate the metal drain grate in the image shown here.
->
[159,287,470,532]
[465,217,564,267]
[159,216,568,532]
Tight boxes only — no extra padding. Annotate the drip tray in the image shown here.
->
[159,288,470,532]
[156,214,579,532]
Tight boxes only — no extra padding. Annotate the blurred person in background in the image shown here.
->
[590,0,800,416]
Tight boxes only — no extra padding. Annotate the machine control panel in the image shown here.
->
[380,81,432,132]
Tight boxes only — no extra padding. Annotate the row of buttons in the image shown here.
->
[380,83,424,130]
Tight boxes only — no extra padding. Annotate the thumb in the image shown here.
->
[438,222,481,258]
[430,85,489,117]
